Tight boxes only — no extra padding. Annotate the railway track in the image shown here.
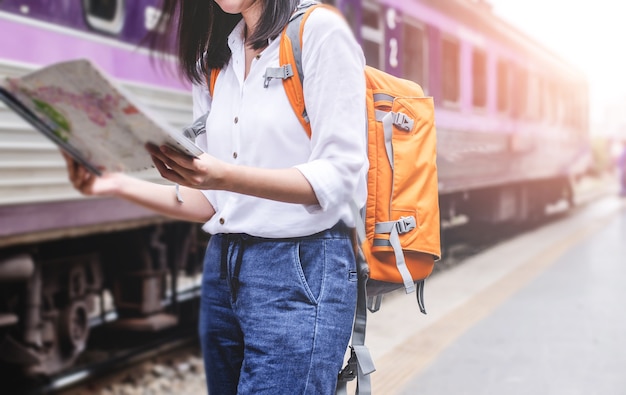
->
[7,323,199,395]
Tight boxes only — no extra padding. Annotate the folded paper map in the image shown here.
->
[0,59,202,175]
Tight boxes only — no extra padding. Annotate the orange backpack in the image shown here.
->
[207,2,440,393]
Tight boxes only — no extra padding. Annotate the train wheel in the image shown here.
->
[68,265,87,300]
[58,300,89,355]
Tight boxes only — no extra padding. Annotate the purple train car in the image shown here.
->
[0,0,202,376]
[0,0,590,378]
[330,0,590,224]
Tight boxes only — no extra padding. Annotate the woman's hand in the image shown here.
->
[146,143,228,190]
[62,151,215,223]
[62,153,121,196]
[146,143,319,205]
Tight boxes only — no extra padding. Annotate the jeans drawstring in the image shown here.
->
[231,241,245,301]
[220,237,228,279]
[220,234,247,302]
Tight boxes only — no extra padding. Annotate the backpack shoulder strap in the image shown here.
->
[280,2,319,138]
[206,68,220,97]
[205,2,337,139]
[279,2,340,138]
[202,7,312,136]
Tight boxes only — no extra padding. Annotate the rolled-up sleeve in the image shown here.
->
[293,9,368,212]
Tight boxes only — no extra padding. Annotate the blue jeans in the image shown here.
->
[199,223,358,394]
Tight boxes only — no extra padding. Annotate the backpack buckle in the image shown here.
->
[396,216,416,234]
[337,347,358,382]
[263,65,294,88]
[393,112,414,131]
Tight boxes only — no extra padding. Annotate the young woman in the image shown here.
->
[64,0,367,393]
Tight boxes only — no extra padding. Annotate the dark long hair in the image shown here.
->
[150,0,300,84]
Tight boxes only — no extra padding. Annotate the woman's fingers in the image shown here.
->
[146,143,198,182]
[150,152,186,184]
[61,151,93,193]
[62,152,78,181]
[145,143,224,190]
[60,151,119,196]
[159,144,195,169]
[146,144,195,171]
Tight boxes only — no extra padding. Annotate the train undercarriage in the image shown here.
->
[0,221,205,377]
[439,176,574,228]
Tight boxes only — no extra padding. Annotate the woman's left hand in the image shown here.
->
[146,143,228,191]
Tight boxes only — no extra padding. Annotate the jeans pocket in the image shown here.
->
[294,239,325,305]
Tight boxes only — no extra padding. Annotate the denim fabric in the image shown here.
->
[199,223,358,395]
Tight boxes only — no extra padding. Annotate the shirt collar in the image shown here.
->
[227,19,246,54]
[227,19,277,54]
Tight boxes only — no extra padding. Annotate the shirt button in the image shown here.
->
[234,116,239,124]
[219,218,225,225]
[233,152,238,159]
[255,54,261,60]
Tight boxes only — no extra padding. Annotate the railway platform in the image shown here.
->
[363,194,626,395]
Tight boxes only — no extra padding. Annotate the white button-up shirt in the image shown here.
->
[192,8,367,238]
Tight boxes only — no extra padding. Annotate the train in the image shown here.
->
[334,0,590,225]
[0,0,590,378]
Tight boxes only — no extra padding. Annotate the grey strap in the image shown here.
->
[381,112,394,169]
[182,112,209,141]
[283,2,310,124]
[336,200,376,395]
[375,216,416,235]
[287,3,376,394]
[374,109,388,121]
[375,217,417,294]
[373,92,394,103]
[337,251,375,395]
[416,279,427,314]
[392,112,414,131]
[354,344,374,394]
[263,65,294,88]
[350,200,366,247]
[377,110,415,170]
[367,295,383,313]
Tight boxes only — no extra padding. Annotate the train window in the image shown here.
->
[441,37,460,104]
[496,60,509,113]
[527,74,541,120]
[472,49,487,108]
[569,93,578,128]
[362,1,382,70]
[566,93,575,128]
[537,76,550,120]
[403,22,428,91]
[363,6,380,30]
[83,0,125,35]
[342,4,359,39]
[545,81,557,124]
[363,40,381,69]
[578,95,589,133]
[512,67,528,119]
[555,84,567,125]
